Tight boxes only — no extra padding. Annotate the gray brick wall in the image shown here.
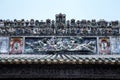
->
[0,64,120,79]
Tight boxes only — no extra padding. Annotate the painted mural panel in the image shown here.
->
[10,37,23,54]
[0,37,9,53]
[111,37,120,54]
[99,37,110,54]
[25,37,97,54]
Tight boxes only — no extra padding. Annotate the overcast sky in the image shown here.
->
[0,0,120,21]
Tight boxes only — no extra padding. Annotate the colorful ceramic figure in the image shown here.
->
[99,37,110,54]
[10,37,23,54]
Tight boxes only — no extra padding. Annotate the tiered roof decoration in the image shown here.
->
[0,55,119,64]
[0,13,119,36]
[0,13,120,64]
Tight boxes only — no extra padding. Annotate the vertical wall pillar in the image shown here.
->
[8,37,10,54]
[109,36,112,55]
[97,36,99,54]
[23,36,25,54]
[9,37,11,54]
